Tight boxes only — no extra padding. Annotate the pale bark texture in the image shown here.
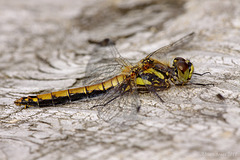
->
[0,0,240,160]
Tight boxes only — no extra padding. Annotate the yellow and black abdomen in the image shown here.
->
[14,75,126,108]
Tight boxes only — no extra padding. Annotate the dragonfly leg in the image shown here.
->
[91,94,121,109]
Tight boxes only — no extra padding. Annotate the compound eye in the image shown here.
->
[173,57,187,72]
[188,62,193,71]
[177,61,188,73]
[173,57,184,66]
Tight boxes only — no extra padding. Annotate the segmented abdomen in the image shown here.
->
[14,75,126,108]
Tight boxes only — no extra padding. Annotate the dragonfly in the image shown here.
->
[15,32,202,121]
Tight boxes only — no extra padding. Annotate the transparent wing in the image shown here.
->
[83,59,123,86]
[88,38,131,66]
[146,32,195,60]
[92,80,140,122]
[83,40,131,86]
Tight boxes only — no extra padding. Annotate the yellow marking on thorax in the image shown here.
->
[125,85,131,91]
[144,68,165,80]
[135,77,152,85]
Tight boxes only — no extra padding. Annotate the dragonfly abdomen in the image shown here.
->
[14,75,126,108]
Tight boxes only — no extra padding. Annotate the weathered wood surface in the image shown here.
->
[0,0,240,160]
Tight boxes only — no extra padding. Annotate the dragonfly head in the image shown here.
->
[172,57,194,84]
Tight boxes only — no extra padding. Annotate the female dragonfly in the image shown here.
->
[15,32,198,120]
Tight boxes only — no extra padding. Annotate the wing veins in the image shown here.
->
[146,32,195,59]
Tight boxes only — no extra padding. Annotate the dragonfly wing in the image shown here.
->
[83,41,131,86]
[93,80,140,122]
[84,62,123,86]
[83,44,124,85]
[147,32,195,60]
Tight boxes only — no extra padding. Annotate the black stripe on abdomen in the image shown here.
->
[69,92,88,101]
